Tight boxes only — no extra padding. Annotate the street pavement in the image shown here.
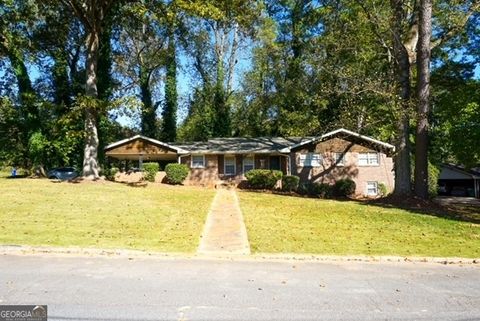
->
[0,254,479,321]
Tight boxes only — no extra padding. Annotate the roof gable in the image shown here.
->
[280,128,395,154]
[104,135,187,153]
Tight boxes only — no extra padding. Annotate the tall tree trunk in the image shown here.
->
[391,0,413,196]
[161,20,178,142]
[82,32,100,179]
[414,0,432,199]
[213,23,230,137]
[52,49,72,108]
[139,65,156,138]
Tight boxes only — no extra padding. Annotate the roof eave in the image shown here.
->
[104,135,187,153]
[287,128,395,153]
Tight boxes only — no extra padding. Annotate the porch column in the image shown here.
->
[475,178,479,198]
[139,153,144,169]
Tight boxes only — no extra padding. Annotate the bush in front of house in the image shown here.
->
[245,169,283,189]
[297,182,311,195]
[165,163,189,184]
[312,182,333,198]
[282,175,300,192]
[105,167,119,181]
[143,162,160,182]
[334,178,356,196]
[378,182,388,196]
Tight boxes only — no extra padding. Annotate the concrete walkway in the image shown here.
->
[197,189,251,255]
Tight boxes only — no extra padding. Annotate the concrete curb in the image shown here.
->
[0,245,478,265]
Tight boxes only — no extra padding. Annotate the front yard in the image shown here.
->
[239,192,480,258]
[1,178,479,258]
[0,179,214,252]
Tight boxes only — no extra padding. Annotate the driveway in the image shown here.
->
[434,196,480,207]
[0,255,479,321]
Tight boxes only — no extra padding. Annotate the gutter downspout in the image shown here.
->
[178,154,186,164]
[287,153,292,176]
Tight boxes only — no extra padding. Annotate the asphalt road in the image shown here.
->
[0,255,479,321]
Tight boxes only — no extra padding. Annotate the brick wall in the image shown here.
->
[291,137,395,196]
[181,155,219,187]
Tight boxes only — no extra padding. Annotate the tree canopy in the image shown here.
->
[0,0,478,197]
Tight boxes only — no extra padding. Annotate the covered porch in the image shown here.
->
[104,135,184,171]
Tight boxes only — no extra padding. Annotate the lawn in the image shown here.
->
[0,178,215,252]
[239,192,480,258]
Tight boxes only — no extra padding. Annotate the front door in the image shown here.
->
[270,156,281,170]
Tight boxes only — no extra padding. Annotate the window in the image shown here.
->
[224,156,236,175]
[243,156,255,173]
[191,155,205,168]
[358,153,379,166]
[299,153,322,167]
[334,153,345,166]
[366,181,378,196]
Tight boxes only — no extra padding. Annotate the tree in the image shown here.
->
[179,0,261,139]
[161,4,178,142]
[414,0,432,199]
[360,0,480,196]
[59,0,116,179]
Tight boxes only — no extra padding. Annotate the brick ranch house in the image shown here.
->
[105,128,395,197]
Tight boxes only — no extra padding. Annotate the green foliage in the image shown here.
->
[177,86,216,141]
[165,163,189,184]
[28,131,50,166]
[334,178,356,197]
[161,21,178,142]
[282,175,300,192]
[104,167,119,181]
[0,97,25,166]
[378,183,388,197]
[245,169,283,190]
[428,163,440,198]
[311,182,333,198]
[143,162,160,182]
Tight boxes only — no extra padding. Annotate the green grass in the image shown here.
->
[0,179,214,252]
[239,192,480,257]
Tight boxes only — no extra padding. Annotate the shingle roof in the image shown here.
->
[175,137,313,154]
[442,163,480,178]
[105,128,395,156]
[280,128,395,153]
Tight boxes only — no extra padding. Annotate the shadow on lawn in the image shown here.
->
[240,189,480,224]
[50,177,149,188]
[351,195,480,224]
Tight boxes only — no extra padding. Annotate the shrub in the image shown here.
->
[104,167,119,181]
[334,178,356,196]
[245,169,283,189]
[282,175,300,192]
[143,162,159,182]
[378,182,388,196]
[297,182,312,195]
[428,162,440,198]
[165,163,189,184]
[311,182,333,198]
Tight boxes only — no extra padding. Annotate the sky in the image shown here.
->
[1,40,478,129]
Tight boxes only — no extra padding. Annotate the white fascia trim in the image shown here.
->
[105,135,188,153]
[280,128,395,153]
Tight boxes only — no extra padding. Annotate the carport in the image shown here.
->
[104,135,185,169]
[438,164,480,198]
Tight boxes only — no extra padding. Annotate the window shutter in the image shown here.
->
[218,155,224,174]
